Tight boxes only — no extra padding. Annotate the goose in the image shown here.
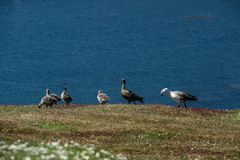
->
[121,79,144,104]
[160,88,197,108]
[38,95,58,108]
[97,90,110,105]
[61,86,73,105]
[46,88,61,104]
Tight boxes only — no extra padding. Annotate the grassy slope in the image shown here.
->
[0,105,239,159]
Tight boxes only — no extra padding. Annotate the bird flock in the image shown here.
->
[38,79,197,108]
[38,87,73,108]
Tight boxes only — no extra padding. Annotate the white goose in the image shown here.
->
[160,88,197,108]
[38,89,58,108]
[97,90,110,105]
[46,88,61,104]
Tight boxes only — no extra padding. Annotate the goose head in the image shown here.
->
[161,88,170,96]
[98,90,103,94]
[122,78,126,85]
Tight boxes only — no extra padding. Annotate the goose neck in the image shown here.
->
[121,82,126,90]
[46,89,50,96]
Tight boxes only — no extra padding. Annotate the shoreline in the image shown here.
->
[0,103,238,111]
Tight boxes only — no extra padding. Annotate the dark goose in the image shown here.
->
[121,79,144,104]
[61,86,73,105]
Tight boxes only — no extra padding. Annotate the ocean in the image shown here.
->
[0,0,240,109]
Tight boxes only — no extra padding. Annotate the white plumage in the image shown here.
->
[97,90,110,105]
[161,88,197,108]
[38,89,58,108]
[46,88,61,104]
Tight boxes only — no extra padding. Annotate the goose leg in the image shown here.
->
[134,101,136,105]
[128,100,131,104]
[177,103,180,108]
[184,103,187,108]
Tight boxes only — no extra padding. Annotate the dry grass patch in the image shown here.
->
[0,105,239,159]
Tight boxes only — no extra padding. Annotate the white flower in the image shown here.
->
[51,141,60,147]
[100,149,110,155]
[116,153,128,160]
[41,154,56,160]
[64,143,69,148]
[59,154,68,160]
[95,152,100,158]
[23,156,31,160]
[73,153,80,160]
[0,140,128,160]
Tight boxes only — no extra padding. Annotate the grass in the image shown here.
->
[0,140,126,160]
[0,104,239,159]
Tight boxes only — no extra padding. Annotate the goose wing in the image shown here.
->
[122,89,143,101]
[130,90,144,102]
[50,93,61,101]
[40,96,57,104]
[46,95,58,103]
[98,93,110,102]
[174,91,197,101]
[63,94,73,102]
[121,89,133,98]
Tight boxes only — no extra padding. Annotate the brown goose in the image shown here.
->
[61,86,73,105]
[121,79,144,104]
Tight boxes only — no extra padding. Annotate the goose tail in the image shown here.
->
[38,103,42,108]
[138,97,144,103]
[191,96,198,101]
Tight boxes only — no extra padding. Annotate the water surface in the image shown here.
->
[0,0,240,109]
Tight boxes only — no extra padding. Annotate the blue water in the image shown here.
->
[0,0,240,109]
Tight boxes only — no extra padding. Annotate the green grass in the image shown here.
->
[36,121,75,131]
[0,140,126,160]
[0,105,239,159]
